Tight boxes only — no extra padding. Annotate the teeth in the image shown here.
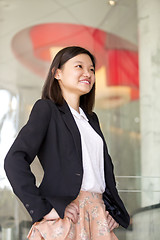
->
[81,80,90,84]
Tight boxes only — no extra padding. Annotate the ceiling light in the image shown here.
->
[108,0,117,6]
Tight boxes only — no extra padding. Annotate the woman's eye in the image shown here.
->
[90,68,95,73]
[76,65,82,68]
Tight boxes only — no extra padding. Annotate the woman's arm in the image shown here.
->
[4,99,53,223]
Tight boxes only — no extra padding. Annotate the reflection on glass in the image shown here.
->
[0,89,18,188]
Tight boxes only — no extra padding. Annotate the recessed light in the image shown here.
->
[108,0,117,6]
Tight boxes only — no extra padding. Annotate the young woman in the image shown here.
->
[4,46,130,240]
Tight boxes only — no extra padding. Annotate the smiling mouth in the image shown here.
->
[80,80,91,84]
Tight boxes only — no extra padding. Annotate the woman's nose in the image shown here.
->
[83,69,91,78]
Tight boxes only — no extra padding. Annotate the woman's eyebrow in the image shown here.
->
[74,61,94,67]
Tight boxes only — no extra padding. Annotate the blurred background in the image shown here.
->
[0,0,160,239]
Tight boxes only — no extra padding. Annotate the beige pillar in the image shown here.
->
[138,0,160,206]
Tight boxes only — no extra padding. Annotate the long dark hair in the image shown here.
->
[42,46,96,114]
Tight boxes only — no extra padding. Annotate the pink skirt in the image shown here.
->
[27,191,119,240]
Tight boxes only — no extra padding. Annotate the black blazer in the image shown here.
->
[4,99,130,228]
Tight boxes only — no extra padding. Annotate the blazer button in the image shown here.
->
[25,204,29,208]
[75,173,81,176]
[30,210,34,214]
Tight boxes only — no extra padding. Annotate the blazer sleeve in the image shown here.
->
[4,99,53,223]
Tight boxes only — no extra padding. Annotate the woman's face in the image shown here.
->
[56,54,95,98]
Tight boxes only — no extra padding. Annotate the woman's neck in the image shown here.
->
[63,93,80,113]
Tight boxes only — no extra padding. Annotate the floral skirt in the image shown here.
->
[27,191,118,240]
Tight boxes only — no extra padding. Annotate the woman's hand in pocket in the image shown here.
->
[64,202,79,224]
[44,208,60,220]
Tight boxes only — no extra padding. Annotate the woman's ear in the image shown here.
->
[54,68,62,80]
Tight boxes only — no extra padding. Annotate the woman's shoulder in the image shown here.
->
[29,99,59,120]
[33,98,57,110]
[90,111,99,121]
[90,111,101,127]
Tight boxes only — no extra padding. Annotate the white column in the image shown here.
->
[138,0,160,206]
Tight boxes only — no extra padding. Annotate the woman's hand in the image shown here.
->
[106,211,119,231]
[64,202,79,224]
[44,208,60,220]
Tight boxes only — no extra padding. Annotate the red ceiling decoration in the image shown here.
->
[12,23,139,104]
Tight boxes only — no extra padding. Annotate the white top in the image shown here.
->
[69,105,106,194]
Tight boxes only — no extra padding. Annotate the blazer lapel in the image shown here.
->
[85,111,104,140]
[57,101,82,163]
[85,111,108,160]
[57,101,105,164]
